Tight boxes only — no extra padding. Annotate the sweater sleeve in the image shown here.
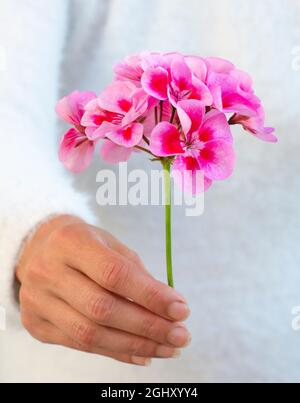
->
[0,0,96,328]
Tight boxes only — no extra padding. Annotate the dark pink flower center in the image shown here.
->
[92,114,106,126]
[199,128,213,142]
[200,147,215,162]
[118,99,132,113]
[184,156,199,170]
[123,126,133,141]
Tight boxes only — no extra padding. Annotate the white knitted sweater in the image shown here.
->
[0,0,300,383]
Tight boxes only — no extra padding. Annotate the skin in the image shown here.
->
[16,215,191,367]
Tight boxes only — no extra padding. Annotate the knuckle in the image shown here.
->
[87,295,114,323]
[47,223,81,249]
[21,311,47,343]
[126,338,148,355]
[25,255,50,285]
[71,321,95,348]
[20,310,33,332]
[19,287,30,307]
[19,287,35,310]
[143,283,161,308]
[128,250,145,268]
[140,317,159,339]
[101,259,129,290]
[126,249,141,264]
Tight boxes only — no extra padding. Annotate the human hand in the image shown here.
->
[16,215,191,366]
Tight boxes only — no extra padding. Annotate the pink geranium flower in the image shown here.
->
[56,51,277,289]
[95,81,149,147]
[81,82,150,163]
[141,54,212,107]
[56,91,97,172]
[229,106,278,143]
[205,57,261,116]
[150,100,235,193]
[114,54,144,85]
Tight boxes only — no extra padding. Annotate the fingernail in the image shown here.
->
[131,356,152,366]
[156,345,178,358]
[172,349,181,358]
[168,302,190,321]
[167,325,192,347]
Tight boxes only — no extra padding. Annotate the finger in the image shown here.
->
[30,292,179,358]
[99,230,150,275]
[83,248,189,322]
[58,225,190,322]
[54,266,191,347]
[24,314,151,366]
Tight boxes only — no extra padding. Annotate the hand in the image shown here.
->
[16,215,191,366]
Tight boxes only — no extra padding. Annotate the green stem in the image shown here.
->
[162,159,174,288]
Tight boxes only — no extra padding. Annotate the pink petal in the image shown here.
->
[190,78,213,106]
[81,99,110,140]
[141,67,169,100]
[170,56,192,93]
[98,81,136,114]
[230,113,277,143]
[208,81,223,111]
[177,100,205,134]
[85,121,115,141]
[141,52,170,71]
[150,122,184,157]
[100,141,133,164]
[122,89,149,126]
[198,139,236,181]
[172,155,212,194]
[185,56,207,81]
[58,128,94,173]
[231,69,253,93]
[132,89,149,114]
[56,91,96,126]
[222,91,260,116]
[205,57,235,74]
[207,72,260,116]
[255,127,278,143]
[200,111,233,143]
[113,54,143,84]
[106,123,144,148]
[142,102,173,137]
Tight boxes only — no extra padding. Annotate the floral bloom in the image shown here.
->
[56,51,277,288]
[150,100,235,193]
[56,91,97,172]
[229,106,278,143]
[81,81,151,163]
[141,53,212,107]
[114,53,144,85]
[97,81,149,146]
[56,51,277,185]
[205,58,261,116]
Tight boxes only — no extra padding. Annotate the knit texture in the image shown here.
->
[0,0,96,329]
[0,0,300,383]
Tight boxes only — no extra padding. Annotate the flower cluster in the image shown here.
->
[56,52,276,192]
